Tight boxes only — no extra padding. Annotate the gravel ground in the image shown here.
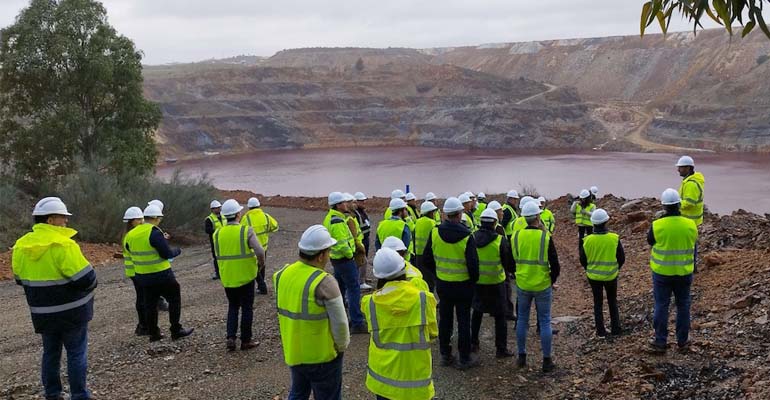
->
[2,202,768,399]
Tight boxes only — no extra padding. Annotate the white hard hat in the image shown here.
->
[590,208,610,225]
[148,199,164,212]
[343,192,355,202]
[465,191,475,198]
[391,189,406,199]
[477,192,486,199]
[328,192,346,206]
[210,200,222,209]
[507,190,520,199]
[354,192,367,201]
[676,156,695,167]
[123,206,144,222]
[480,208,498,221]
[143,204,164,218]
[420,201,438,214]
[459,193,472,203]
[520,196,536,206]
[221,199,243,217]
[443,197,464,213]
[579,189,591,199]
[661,188,681,205]
[487,200,502,211]
[389,198,407,211]
[247,197,261,208]
[425,192,437,201]
[537,196,546,205]
[381,236,408,252]
[405,193,417,201]
[590,186,599,195]
[33,197,72,216]
[373,248,406,279]
[298,225,338,253]
[521,201,542,217]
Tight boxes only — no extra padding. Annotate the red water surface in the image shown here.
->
[157,147,770,215]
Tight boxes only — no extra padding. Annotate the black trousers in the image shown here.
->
[504,275,515,320]
[578,226,593,243]
[143,278,183,336]
[437,284,473,361]
[255,250,268,293]
[130,277,147,329]
[588,278,621,335]
[225,280,255,341]
[471,311,508,351]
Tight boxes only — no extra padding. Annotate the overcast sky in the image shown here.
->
[0,0,730,65]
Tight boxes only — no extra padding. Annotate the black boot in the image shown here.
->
[542,357,556,373]
[171,327,194,340]
[135,325,149,336]
[516,354,527,368]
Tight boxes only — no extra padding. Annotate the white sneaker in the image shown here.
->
[360,283,373,290]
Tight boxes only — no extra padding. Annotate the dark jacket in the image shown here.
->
[511,226,561,285]
[501,207,515,229]
[130,226,181,286]
[474,226,515,275]
[354,207,371,236]
[579,225,626,270]
[422,220,479,291]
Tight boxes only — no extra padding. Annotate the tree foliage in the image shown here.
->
[641,0,770,39]
[0,0,161,184]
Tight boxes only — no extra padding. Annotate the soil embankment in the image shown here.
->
[2,193,769,399]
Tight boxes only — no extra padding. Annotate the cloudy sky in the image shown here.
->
[0,0,727,65]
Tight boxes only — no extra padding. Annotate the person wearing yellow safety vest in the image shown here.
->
[472,192,488,222]
[362,248,438,400]
[538,197,556,234]
[421,197,480,370]
[323,192,368,334]
[381,236,430,293]
[353,192,373,287]
[485,201,506,236]
[146,200,170,312]
[383,189,406,220]
[274,225,351,400]
[126,204,194,342]
[414,201,439,292]
[13,197,97,400]
[342,193,369,290]
[570,189,595,243]
[460,193,478,233]
[122,206,149,336]
[579,209,625,338]
[471,208,516,358]
[646,189,698,354]
[501,190,520,237]
[241,196,278,295]
[485,200,516,321]
[425,192,442,223]
[376,198,413,259]
[676,155,705,272]
[512,201,561,373]
[214,199,266,351]
[590,186,600,204]
[205,200,225,280]
[405,192,420,220]
[511,196,537,234]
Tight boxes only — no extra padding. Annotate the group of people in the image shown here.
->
[10,155,704,400]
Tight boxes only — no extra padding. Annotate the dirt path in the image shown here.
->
[624,107,708,154]
[515,83,558,105]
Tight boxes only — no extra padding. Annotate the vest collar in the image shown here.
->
[33,223,78,239]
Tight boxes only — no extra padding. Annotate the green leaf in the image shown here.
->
[754,8,770,40]
[742,21,756,38]
[657,10,669,35]
[705,6,723,25]
[641,2,653,36]
[712,0,732,35]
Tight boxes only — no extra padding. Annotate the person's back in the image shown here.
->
[241,207,279,248]
[679,171,705,226]
[650,215,697,276]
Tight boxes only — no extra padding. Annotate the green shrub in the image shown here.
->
[0,181,34,249]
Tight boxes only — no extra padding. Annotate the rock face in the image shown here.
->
[144,29,770,158]
[144,62,606,158]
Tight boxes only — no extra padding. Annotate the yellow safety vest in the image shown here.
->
[12,224,94,316]
[378,218,413,256]
[362,281,436,400]
[207,213,224,231]
[122,232,134,278]
[405,262,429,292]
[574,203,595,227]
[414,216,436,256]
[511,229,552,292]
[650,216,697,276]
[476,236,506,285]
[274,261,337,366]
[582,232,619,281]
[512,216,528,233]
[125,224,171,275]
[433,210,442,224]
[323,209,355,260]
[241,208,278,249]
[502,204,518,236]
[214,224,258,288]
[348,214,364,246]
[679,173,705,226]
[541,208,556,234]
[431,230,470,282]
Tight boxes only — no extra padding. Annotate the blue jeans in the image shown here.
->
[652,272,693,346]
[516,287,553,358]
[289,354,343,400]
[225,279,255,341]
[331,258,365,326]
[41,323,90,400]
